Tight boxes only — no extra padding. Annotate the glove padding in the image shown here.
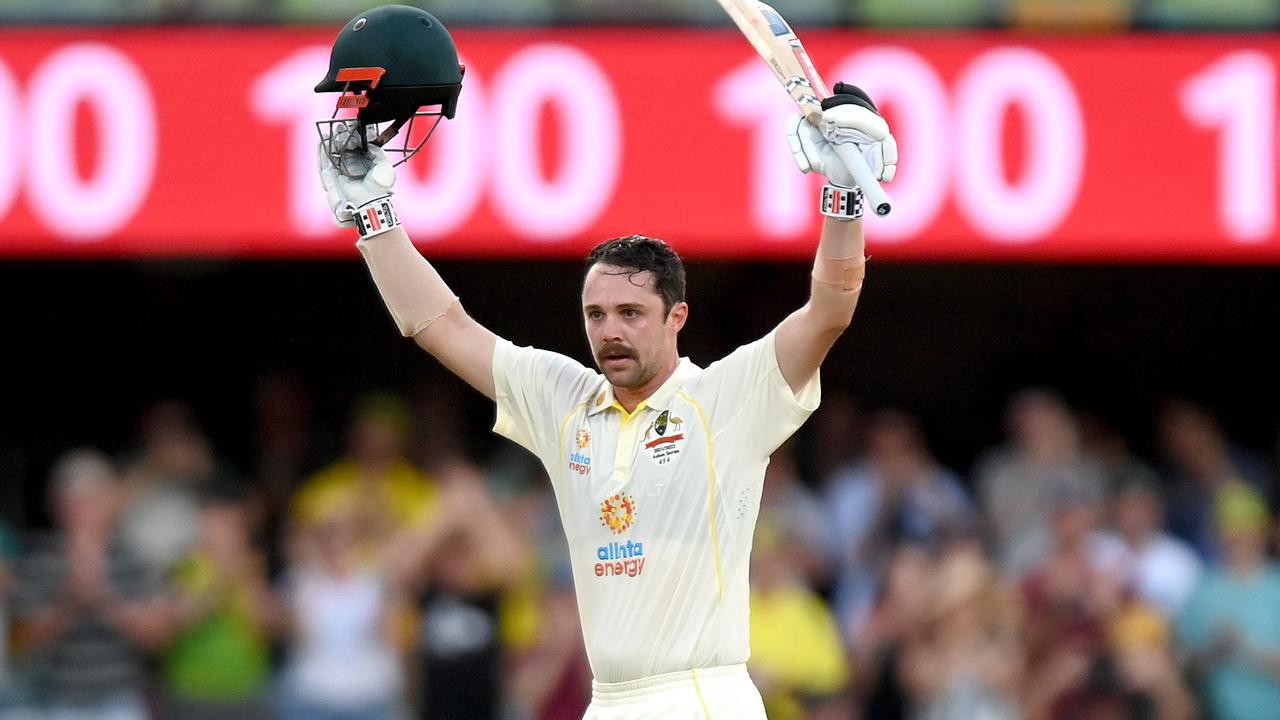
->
[788,83,897,188]
[317,122,397,228]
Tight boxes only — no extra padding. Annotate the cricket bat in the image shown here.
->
[716,0,893,216]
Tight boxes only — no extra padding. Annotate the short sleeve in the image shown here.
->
[492,340,600,461]
[691,329,820,458]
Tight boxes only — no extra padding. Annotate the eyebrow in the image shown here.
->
[583,302,646,312]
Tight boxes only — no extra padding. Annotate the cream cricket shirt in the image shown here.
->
[492,330,819,683]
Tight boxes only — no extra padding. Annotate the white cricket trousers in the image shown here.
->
[583,664,767,720]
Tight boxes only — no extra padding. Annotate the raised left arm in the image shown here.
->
[776,217,866,392]
[775,83,896,393]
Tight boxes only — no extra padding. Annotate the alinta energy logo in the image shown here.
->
[569,428,592,476]
[596,493,645,578]
[599,493,635,534]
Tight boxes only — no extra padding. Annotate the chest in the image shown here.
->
[555,405,710,536]
[568,404,705,477]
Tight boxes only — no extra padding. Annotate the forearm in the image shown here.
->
[357,227,460,338]
[357,228,498,398]
[774,216,866,391]
[808,216,866,331]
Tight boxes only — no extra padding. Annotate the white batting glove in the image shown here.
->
[317,122,399,236]
[788,117,854,187]
[788,83,897,188]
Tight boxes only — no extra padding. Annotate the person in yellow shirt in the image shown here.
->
[291,393,438,552]
[163,493,277,720]
[748,520,851,720]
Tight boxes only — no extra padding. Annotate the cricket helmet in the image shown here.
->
[315,4,464,173]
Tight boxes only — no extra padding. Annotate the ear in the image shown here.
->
[668,302,689,333]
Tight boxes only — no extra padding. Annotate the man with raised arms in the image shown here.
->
[318,74,896,718]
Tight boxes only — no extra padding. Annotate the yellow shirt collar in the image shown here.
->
[587,358,700,418]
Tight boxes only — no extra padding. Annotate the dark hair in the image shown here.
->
[585,235,686,316]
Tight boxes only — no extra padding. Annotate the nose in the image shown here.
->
[600,313,624,342]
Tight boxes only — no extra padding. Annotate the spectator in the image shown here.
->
[1144,0,1277,29]
[1080,415,1163,498]
[1009,0,1131,30]
[900,547,1022,720]
[291,393,438,555]
[760,444,831,588]
[505,567,591,720]
[119,400,239,575]
[826,410,973,635]
[1105,602,1197,720]
[808,392,864,483]
[279,506,408,720]
[1177,483,1280,720]
[1109,478,1201,619]
[976,389,1107,576]
[1021,486,1129,719]
[12,449,170,720]
[850,543,933,720]
[396,460,525,720]
[249,370,321,577]
[1159,399,1272,559]
[160,492,278,720]
[491,460,580,717]
[491,458,570,662]
[860,0,992,27]
[748,520,850,720]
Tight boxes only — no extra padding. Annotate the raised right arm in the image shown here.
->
[356,226,498,400]
[319,136,499,400]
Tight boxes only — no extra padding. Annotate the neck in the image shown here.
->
[613,354,679,414]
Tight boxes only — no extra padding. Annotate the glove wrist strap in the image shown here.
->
[820,184,864,220]
[352,196,400,239]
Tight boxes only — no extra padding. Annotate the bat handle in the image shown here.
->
[833,143,892,217]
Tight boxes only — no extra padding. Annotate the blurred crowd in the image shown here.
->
[2,380,1280,720]
[0,0,1273,29]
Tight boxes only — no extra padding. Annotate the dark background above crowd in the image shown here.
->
[3,259,1278,524]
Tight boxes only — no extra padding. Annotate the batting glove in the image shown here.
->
[317,122,398,232]
[788,83,897,188]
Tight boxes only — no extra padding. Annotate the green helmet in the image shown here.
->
[316,4,463,121]
[315,5,464,171]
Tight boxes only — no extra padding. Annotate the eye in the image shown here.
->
[587,310,604,320]
[623,308,639,318]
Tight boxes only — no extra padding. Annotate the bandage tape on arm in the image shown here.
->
[813,184,868,293]
[812,253,866,293]
[356,232,460,337]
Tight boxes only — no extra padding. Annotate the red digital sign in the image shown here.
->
[0,29,1276,262]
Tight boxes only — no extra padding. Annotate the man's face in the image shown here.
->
[582,264,687,390]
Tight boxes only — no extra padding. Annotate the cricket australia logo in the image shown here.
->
[643,410,686,466]
[600,493,636,534]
